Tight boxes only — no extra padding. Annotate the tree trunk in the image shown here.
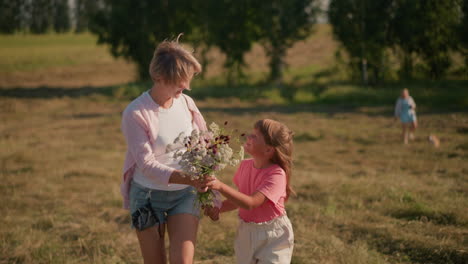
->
[401,51,413,80]
[269,46,286,86]
[361,58,368,85]
[198,45,210,80]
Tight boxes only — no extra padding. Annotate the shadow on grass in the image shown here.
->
[1,79,467,114]
[389,203,461,226]
[0,85,117,98]
[199,104,360,116]
[336,223,468,264]
[190,83,267,100]
[0,81,364,116]
[295,132,324,142]
[297,79,468,110]
[0,81,265,100]
[195,78,468,114]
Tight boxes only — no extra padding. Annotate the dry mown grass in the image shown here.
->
[0,95,467,264]
[1,25,467,264]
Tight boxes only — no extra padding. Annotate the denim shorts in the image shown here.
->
[129,181,200,229]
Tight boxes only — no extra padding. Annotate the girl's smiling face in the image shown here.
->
[243,128,271,157]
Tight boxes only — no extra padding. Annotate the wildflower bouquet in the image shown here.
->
[168,122,244,208]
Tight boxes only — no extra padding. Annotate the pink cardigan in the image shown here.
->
[120,91,207,209]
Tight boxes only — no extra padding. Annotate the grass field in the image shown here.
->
[0,33,136,88]
[1,27,467,264]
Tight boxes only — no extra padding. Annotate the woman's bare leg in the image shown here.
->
[167,214,199,264]
[409,121,417,140]
[401,123,409,144]
[136,224,167,264]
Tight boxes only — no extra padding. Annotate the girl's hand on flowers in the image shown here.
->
[203,205,220,221]
[188,177,209,192]
[205,177,223,191]
[195,175,216,192]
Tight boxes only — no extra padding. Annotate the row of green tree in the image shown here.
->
[1,0,466,83]
[94,0,468,82]
[329,0,468,82]
[0,0,318,84]
[0,0,97,34]
[89,0,318,84]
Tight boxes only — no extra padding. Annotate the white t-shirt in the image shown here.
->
[133,96,193,191]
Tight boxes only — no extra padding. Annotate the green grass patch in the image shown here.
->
[0,33,115,72]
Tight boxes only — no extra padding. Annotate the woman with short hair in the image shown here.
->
[120,36,207,263]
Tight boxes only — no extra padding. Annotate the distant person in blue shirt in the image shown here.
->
[395,89,418,144]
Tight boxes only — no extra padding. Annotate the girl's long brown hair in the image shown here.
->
[254,119,295,201]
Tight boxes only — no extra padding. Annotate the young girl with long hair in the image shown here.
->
[205,119,295,264]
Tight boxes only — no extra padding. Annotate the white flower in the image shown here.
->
[166,123,243,207]
[190,130,200,143]
[201,155,215,167]
[209,122,220,135]
[174,132,186,144]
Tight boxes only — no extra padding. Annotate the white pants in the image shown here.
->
[235,215,294,264]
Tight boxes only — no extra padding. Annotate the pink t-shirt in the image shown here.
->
[233,159,287,223]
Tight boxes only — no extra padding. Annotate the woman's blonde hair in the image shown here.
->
[254,119,295,201]
[149,34,202,85]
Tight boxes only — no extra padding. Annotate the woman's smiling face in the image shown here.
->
[173,78,191,98]
[162,78,191,99]
[154,77,192,101]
